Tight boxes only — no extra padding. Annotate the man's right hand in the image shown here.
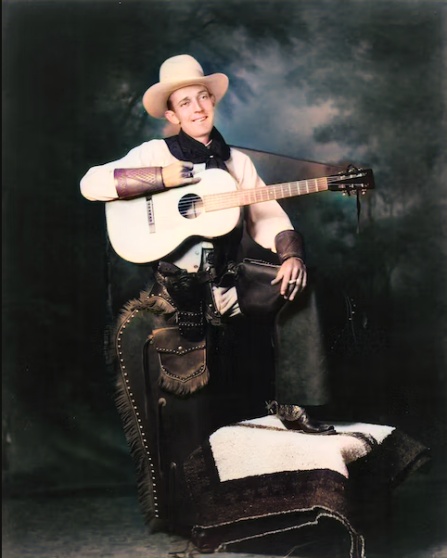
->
[162,161,201,188]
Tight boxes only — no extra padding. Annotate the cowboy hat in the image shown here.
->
[143,54,229,118]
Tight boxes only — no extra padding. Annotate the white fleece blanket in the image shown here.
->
[209,415,395,482]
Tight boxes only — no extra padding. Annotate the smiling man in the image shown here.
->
[80,53,334,533]
[81,55,307,297]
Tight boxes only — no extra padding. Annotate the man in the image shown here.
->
[80,54,334,530]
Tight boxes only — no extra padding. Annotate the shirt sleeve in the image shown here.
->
[227,149,294,252]
[79,140,171,201]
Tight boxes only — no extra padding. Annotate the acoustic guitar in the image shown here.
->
[105,166,375,263]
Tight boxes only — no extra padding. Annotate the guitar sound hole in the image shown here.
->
[178,193,203,219]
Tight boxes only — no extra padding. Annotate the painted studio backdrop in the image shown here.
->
[3,0,446,542]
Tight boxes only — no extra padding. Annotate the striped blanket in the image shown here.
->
[184,415,429,558]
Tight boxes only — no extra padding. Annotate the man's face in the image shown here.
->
[165,85,215,143]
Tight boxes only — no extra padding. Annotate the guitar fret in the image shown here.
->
[204,177,330,212]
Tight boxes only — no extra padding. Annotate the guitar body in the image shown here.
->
[105,168,241,263]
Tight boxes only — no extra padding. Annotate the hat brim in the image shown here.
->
[143,73,229,119]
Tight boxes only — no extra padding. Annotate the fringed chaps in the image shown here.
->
[110,284,213,532]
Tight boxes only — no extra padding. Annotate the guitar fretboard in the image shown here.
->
[203,177,330,212]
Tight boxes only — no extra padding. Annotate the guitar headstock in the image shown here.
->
[328,166,375,194]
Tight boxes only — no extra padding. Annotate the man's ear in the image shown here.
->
[165,110,180,125]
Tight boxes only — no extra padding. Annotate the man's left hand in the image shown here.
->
[271,257,307,301]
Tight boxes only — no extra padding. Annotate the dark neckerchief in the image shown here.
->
[164,127,230,171]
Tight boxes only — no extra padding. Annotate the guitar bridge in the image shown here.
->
[145,196,156,233]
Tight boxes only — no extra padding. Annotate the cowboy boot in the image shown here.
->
[267,401,336,435]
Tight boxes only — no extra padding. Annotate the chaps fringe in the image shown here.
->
[107,288,173,529]
[114,372,158,527]
[158,366,210,397]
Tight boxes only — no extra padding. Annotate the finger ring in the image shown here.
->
[288,279,297,284]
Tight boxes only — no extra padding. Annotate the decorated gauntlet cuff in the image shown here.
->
[114,167,165,199]
[274,229,305,263]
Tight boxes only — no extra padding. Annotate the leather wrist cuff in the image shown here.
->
[114,167,165,199]
[274,229,305,263]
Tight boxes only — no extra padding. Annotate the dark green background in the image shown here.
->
[3,0,446,496]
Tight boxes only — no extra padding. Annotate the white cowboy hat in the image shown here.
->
[143,54,229,118]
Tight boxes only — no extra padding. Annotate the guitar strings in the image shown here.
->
[175,177,331,212]
[164,173,369,214]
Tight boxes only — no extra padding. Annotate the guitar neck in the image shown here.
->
[203,176,329,212]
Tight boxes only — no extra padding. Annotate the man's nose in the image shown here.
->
[192,98,204,111]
